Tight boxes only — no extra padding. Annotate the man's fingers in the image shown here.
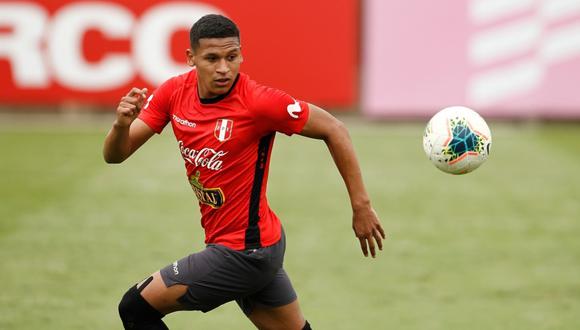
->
[121,96,139,104]
[135,88,148,102]
[118,103,138,117]
[124,88,148,113]
[135,95,147,108]
[378,225,386,239]
[126,87,146,97]
[116,88,146,127]
[367,236,376,258]
[358,238,368,257]
[373,229,383,251]
[119,102,136,110]
[119,109,136,117]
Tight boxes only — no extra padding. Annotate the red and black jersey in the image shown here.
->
[138,69,309,250]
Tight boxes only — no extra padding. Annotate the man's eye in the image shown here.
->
[227,55,237,61]
[206,57,217,62]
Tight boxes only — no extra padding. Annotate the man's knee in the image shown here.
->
[118,277,168,330]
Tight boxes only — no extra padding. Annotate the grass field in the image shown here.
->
[1,117,579,329]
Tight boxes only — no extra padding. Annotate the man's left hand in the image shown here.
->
[352,206,386,258]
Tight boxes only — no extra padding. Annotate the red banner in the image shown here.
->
[0,0,357,107]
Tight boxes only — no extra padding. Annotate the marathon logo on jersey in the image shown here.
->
[189,171,225,209]
[173,114,196,128]
[214,119,233,142]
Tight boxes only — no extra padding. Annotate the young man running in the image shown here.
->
[104,14,385,330]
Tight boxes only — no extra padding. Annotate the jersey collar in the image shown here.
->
[199,74,240,104]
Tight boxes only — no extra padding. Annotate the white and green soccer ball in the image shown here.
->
[423,106,492,175]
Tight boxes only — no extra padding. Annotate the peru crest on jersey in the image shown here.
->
[214,119,233,142]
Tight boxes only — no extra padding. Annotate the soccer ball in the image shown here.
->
[423,106,492,175]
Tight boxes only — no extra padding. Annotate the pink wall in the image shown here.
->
[362,0,580,118]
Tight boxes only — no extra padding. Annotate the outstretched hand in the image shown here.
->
[352,206,386,258]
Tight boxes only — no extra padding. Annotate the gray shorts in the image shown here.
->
[159,232,297,314]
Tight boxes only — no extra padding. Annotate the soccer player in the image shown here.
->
[103,14,385,330]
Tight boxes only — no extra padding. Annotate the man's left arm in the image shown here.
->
[299,103,386,258]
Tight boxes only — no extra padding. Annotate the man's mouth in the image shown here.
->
[214,78,230,87]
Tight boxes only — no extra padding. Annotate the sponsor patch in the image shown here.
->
[189,171,225,209]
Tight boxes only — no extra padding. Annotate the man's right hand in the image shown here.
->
[104,87,155,163]
[115,87,149,128]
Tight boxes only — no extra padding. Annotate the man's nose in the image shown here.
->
[216,59,229,73]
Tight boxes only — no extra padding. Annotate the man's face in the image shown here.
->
[187,37,242,99]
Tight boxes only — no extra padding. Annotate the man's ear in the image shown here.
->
[186,48,195,67]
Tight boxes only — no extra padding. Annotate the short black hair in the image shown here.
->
[190,14,240,50]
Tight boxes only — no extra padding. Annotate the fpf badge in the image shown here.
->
[214,119,233,142]
[189,171,225,208]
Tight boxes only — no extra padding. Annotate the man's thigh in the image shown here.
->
[246,300,306,330]
[237,267,303,329]
[139,271,188,315]
[236,268,297,315]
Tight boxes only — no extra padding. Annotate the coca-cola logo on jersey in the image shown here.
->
[179,141,226,171]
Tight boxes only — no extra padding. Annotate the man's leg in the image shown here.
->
[140,271,189,314]
[247,299,311,330]
[119,243,281,329]
[118,271,188,329]
[237,266,311,330]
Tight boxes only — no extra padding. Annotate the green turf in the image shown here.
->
[1,119,579,329]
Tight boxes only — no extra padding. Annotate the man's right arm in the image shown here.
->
[103,87,155,163]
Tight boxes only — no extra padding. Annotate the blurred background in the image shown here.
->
[1,0,579,329]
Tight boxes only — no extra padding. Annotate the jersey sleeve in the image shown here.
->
[251,85,310,136]
[138,77,177,134]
